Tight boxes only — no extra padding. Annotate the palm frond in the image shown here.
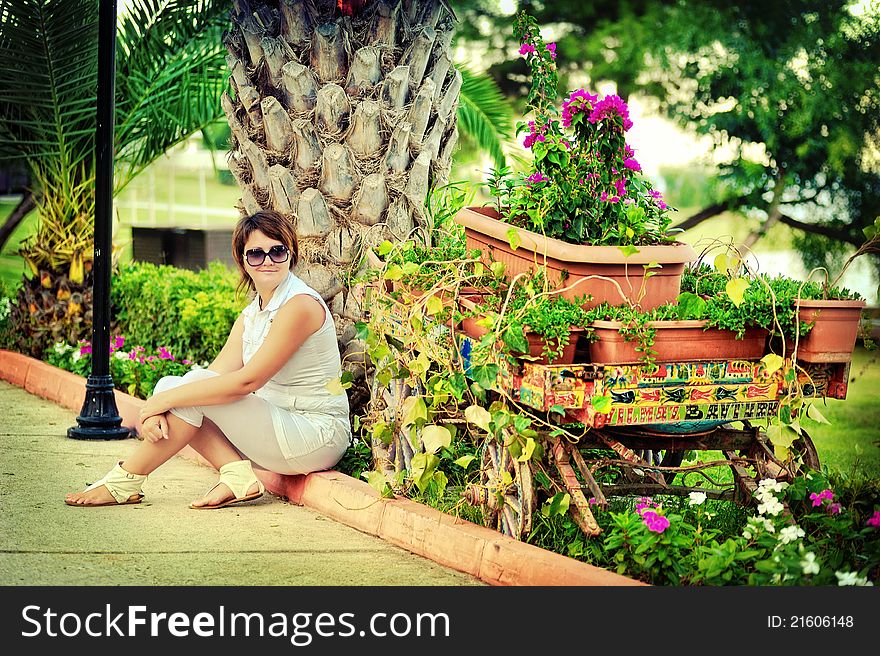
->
[455,65,514,168]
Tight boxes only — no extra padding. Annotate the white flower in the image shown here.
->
[835,571,873,586]
[758,479,788,494]
[688,491,707,506]
[800,552,820,575]
[72,351,82,363]
[743,517,775,539]
[0,297,10,321]
[53,342,67,355]
[114,351,129,360]
[758,498,784,516]
[779,525,806,545]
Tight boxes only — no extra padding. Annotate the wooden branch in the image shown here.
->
[381,65,410,108]
[319,143,358,201]
[384,123,411,173]
[316,83,351,133]
[346,100,383,156]
[437,67,461,122]
[345,46,382,91]
[402,26,436,87]
[260,96,294,152]
[422,115,446,160]
[291,119,322,171]
[268,164,300,214]
[673,201,738,232]
[371,0,400,47]
[778,213,862,247]
[407,78,436,145]
[311,21,347,83]
[428,52,451,102]
[279,0,311,46]
[261,36,297,89]
[0,190,36,254]
[281,61,318,112]
[296,188,332,237]
[351,173,388,226]
[240,13,266,70]
[405,151,431,210]
[328,225,358,264]
[386,197,414,239]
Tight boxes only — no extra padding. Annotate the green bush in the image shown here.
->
[111,261,246,364]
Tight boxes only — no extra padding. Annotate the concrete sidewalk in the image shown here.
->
[0,381,482,586]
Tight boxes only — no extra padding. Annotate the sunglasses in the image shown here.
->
[244,245,290,267]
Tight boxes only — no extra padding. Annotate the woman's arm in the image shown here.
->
[140,295,325,419]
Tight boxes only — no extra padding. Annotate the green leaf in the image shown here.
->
[725,277,749,307]
[421,425,452,454]
[761,353,785,375]
[377,240,394,256]
[362,470,393,498]
[806,403,831,425]
[432,470,448,496]
[546,492,571,517]
[507,227,522,251]
[401,396,428,427]
[454,455,476,469]
[385,264,403,280]
[676,292,707,320]
[502,323,530,353]
[618,244,639,258]
[470,364,499,390]
[401,262,420,276]
[425,294,445,316]
[549,404,566,416]
[517,437,537,462]
[490,261,506,279]
[591,394,613,414]
[464,405,492,431]
[324,377,346,395]
[766,423,797,448]
[354,321,371,341]
[456,65,514,168]
[410,453,440,493]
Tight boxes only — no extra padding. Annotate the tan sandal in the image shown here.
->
[190,459,265,510]
[66,461,146,507]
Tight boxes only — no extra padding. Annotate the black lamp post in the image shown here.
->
[68,0,130,441]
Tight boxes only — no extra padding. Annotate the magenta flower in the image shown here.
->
[112,335,125,350]
[828,503,842,515]
[561,89,598,128]
[588,94,633,131]
[867,510,880,528]
[635,497,656,516]
[614,178,627,197]
[182,359,192,366]
[641,510,670,533]
[810,489,834,507]
[624,144,636,159]
[79,343,92,356]
[588,497,597,506]
[649,189,667,210]
[519,43,536,55]
[158,346,175,361]
[624,157,641,172]
[526,172,550,185]
[546,42,557,60]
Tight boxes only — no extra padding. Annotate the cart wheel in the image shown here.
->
[464,437,536,540]
[369,375,425,477]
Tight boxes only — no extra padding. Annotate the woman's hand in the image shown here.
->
[141,414,169,442]
[139,393,171,422]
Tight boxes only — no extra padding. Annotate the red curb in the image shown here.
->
[0,350,644,586]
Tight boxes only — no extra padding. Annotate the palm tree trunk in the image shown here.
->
[223,1,460,359]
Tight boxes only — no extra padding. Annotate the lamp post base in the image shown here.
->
[67,375,132,441]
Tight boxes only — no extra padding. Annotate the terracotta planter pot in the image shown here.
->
[590,320,767,365]
[458,296,587,365]
[790,299,866,363]
[455,206,697,310]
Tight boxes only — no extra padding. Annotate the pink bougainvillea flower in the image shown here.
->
[518,43,536,55]
[561,89,598,128]
[158,346,175,361]
[526,172,550,185]
[614,178,627,197]
[112,335,125,350]
[649,189,667,209]
[624,157,641,172]
[624,144,636,159]
[588,94,633,131]
[867,510,880,527]
[828,503,842,515]
[546,42,557,60]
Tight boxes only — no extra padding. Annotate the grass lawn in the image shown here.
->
[0,198,35,292]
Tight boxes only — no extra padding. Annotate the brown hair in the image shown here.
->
[231,210,299,297]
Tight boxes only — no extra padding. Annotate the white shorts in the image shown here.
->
[152,369,350,475]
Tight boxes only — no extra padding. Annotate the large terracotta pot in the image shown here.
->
[791,299,866,363]
[590,320,767,365]
[457,296,588,365]
[454,206,697,310]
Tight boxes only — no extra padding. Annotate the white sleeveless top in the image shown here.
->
[240,271,350,419]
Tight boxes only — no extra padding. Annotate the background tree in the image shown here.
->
[457,0,880,277]
[0,0,230,356]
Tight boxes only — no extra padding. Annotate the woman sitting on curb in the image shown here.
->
[65,210,352,509]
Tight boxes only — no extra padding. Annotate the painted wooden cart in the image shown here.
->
[362,283,850,540]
